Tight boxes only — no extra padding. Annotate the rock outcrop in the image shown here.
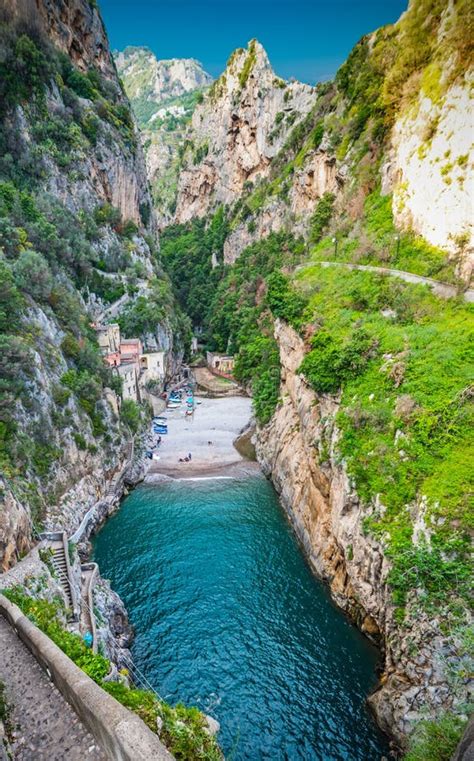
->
[174,40,316,222]
[385,79,473,281]
[255,319,470,745]
[223,149,341,263]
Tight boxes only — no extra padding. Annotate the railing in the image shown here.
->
[80,562,99,653]
[39,530,79,620]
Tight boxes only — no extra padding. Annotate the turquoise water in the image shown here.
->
[93,476,389,760]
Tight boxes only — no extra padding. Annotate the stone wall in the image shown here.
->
[0,594,173,761]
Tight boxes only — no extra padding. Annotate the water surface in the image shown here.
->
[93,476,389,760]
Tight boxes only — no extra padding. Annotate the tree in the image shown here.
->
[14,250,53,302]
[121,399,141,434]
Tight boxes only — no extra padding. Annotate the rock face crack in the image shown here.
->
[0,616,107,761]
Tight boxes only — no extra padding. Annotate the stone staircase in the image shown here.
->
[50,540,73,609]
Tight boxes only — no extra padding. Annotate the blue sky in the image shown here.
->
[99,0,407,84]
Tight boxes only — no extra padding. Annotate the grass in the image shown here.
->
[310,190,458,283]
[293,265,473,623]
[404,714,467,761]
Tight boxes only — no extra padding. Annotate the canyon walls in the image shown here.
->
[255,319,470,744]
[174,40,316,222]
[0,0,181,568]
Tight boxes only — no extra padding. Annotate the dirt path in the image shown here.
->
[0,615,106,761]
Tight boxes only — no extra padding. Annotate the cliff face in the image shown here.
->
[0,0,180,568]
[223,150,341,263]
[179,0,472,280]
[255,319,468,744]
[115,46,212,103]
[5,0,117,78]
[115,46,213,228]
[385,79,473,280]
[174,40,316,222]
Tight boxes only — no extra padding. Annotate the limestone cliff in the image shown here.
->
[385,78,473,280]
[178,1,473,280]
[174,40,316,222]
[0,0,182,568]
[256,319,470,744]
[115,46,213,227]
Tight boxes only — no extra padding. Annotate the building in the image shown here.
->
[140,351,165,381]
[117,362,140,402]
[94,322,169,403]
[206,351,235,377]
[120,338,142,365]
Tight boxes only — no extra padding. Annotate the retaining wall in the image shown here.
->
[0,594,173,761]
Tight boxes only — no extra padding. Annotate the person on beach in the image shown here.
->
[188,452,192,460]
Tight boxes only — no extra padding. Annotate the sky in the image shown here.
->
[99,0,407,84]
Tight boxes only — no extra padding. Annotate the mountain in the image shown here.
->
[115,46,213,119]
[174,39,316,222]
[115,46,213,226]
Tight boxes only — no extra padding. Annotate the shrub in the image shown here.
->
[120,399,142,433]
[299,327,378,393]
[309,193,335,243]
[266,271,307,328]
[404,714,467,761]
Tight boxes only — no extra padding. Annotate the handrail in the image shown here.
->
[80,562,99,653]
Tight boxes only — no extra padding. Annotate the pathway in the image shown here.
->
[0,616,107,761]
[300,261,474,302]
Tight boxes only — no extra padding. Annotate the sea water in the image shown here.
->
[93,476,390,760]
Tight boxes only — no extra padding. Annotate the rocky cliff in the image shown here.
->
[256,319,471,745]
[169,1,473,279]
[115,46,213,227]
[174,40,316,222]
[0,0,184,569]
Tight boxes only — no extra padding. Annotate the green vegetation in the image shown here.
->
[120,399,143,434]
[404,714,467,761]
[310,189,456,282]
[309,193,335,243]
[294,265,473,622]
[238,40,257,89]
[1,588,222,760]
[208,233,305,422]
[160,208,229,327]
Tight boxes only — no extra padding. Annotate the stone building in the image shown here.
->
[206,351,235,376]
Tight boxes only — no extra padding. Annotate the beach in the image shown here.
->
[146,395,255,478]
